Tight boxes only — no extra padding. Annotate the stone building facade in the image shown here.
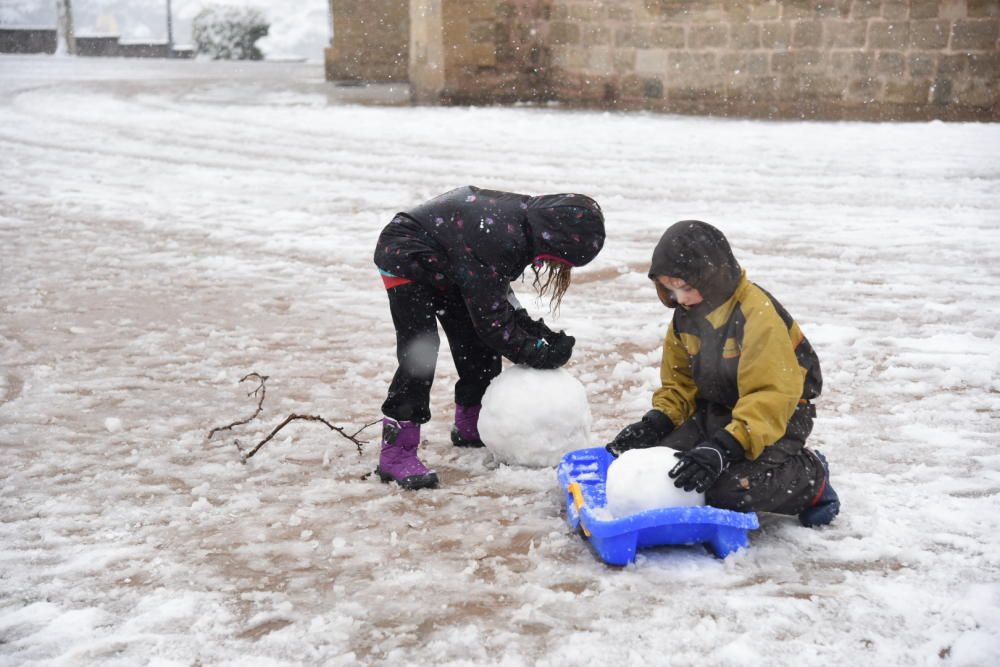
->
[327,0,410,81]
[325,1,999,120]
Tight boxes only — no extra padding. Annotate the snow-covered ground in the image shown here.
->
[1,55,999,667]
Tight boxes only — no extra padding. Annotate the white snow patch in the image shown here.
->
[479,365,592,467]
[606,447,706,517]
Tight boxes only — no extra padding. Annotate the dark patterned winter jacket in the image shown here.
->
[648,221,822,460]
[374,186,605,363]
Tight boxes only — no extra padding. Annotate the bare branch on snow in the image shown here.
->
[207,372,269,439]
[208,372,378,464]
[236,414,379,462]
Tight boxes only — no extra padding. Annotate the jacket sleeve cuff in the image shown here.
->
[711,430,746,462]
[642,409,675,438]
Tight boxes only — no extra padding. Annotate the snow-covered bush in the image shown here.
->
[192,5,269,60]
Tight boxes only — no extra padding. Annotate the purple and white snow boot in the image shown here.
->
[376,418,439,490]
[450,404,485,448]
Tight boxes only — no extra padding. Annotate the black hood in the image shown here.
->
[524,194,605,267]
[648,220,742,308]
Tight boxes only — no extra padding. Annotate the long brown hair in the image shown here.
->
[530,259,573,313]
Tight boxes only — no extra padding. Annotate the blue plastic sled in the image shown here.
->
[557,447,759,565]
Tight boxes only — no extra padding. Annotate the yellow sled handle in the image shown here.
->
[568,482,591,537]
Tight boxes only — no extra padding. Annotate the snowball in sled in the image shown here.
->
[479,365,592,468]
[606,447,706,517]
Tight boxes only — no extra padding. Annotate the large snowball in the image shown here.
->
[479,365,592,467]
[606,447,706,517]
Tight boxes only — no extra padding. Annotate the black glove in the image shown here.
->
[514,309,558,341]
[668,433,744,493]
[606,410,674,457]
[544,329,572,349]
[525,334,575,369]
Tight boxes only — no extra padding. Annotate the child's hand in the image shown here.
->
[669,432,745,491]
[605,410,673,457]
[606,421,658,456]
[525,333,575,369]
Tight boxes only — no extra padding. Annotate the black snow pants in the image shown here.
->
[381,281,501,424]
[661,400,826,516]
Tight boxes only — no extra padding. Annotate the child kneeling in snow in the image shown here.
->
[374,186,606,489]
[607,221,840,527]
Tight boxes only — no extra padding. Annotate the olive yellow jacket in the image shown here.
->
[653,272,822,460]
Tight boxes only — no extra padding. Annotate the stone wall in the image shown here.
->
[326,0,409,82]
[328,0,999,120]
[538,0,999,119]
[76,35,121,57]
[410,0,551,103]
[0,27,57,54]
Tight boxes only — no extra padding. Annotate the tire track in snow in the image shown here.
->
[6,86,974,215]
